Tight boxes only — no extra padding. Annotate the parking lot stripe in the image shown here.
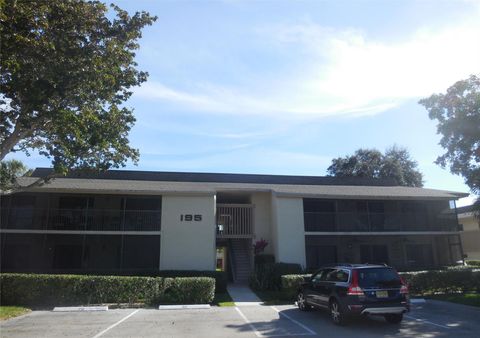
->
[234,307,263,337]
[405,315,451,330]
[91,309,140,338]
[270,306,316,336]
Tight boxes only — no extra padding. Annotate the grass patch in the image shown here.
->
[0,306,31,320]
[212,292,235,307]
[427,293,480,307]
[254,290,294,305]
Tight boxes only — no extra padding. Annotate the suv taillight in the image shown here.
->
[347,270,364,296]
[399,276,409,295]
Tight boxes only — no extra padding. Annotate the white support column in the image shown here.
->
[272,196,306,268]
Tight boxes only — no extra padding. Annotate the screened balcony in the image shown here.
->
[1,207,161,232]
[303,198,459,233]
[304,211,458,232]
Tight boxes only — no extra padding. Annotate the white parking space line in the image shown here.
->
[234,306,316,337]
[270,306,316,336]
[405,314,451,330]
[235,307,263,337]
[91,309,140,338]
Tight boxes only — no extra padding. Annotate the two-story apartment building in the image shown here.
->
[458,204,480,261]
[0,168,468,282]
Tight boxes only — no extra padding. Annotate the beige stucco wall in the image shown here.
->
[251,192,273,255]
[272,196,306,267]
[459,214,480,260]
[160,194,216,270]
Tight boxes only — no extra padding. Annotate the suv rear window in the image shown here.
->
[357,268,401,288]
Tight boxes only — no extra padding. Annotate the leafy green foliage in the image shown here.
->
[280,274,312,300]
[0,1,156,175]
[0,274,215,306]
[327,146,424,187]
[0,159,29,190]
[155,270,227,293]
[0,306,31,320]
[250,263,303,291]
[419,75,480,195]
[399,270,480,295]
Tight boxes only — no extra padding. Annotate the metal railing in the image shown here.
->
[216,204,254,238]
[0,207,161,232]
[304,211,458,232]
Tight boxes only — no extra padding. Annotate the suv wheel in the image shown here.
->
[297,292,311,311]
[385,313,403,324]
[329,299,345,325]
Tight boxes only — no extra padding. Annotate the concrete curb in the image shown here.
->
[410,298,426,304]
[158,304,211,310]
[234,302,264,306]
[53,306,109,312]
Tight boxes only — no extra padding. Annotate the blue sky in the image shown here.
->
[8,0,480,205]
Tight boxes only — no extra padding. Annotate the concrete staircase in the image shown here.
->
[230,239,252,284]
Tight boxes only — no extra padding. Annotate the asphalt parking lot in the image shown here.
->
[1,300,479,338]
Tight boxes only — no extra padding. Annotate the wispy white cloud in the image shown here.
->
[134,11,480,119]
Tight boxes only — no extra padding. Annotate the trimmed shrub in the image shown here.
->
[158,277,215,304]
[250,263,303,291]
[399,269,480,295]
[0,273,215,307]
[281,274,312,300]
[466,260,480,267]
[156,270,227,293]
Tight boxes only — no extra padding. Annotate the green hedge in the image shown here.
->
[156,270,227,293]
[0,274,215,307]
[466,260,480,267]
[281,269,480,299]
[399,270,480,295]
[280,274,311,300]
[250,263,303,291]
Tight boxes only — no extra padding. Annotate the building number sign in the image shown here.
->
[180,214,202,222]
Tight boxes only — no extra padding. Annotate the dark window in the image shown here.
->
[304,199,336,231]
[357,268,401,288]
[360,245,389,264]
[306,245,337,270]
[311,270,325,283]
[326,269,349,282]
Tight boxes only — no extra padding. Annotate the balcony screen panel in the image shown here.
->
[1,233,47,271]
[305,244,337,270]
[360,245,389,264]
[125,197,161,211]
[122,235,160,270]
[83,235,121,270]
[406,244,434,267]
[47,234,84,269]
[304,199,336,231]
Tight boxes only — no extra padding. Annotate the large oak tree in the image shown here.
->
[327,146,424,187]
[419,74,480,215]
[0,0,156,176]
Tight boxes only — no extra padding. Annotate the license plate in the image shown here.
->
[376,291,389,298]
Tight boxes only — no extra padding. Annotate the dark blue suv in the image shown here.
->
[297,264,410,325]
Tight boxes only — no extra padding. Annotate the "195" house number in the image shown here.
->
[180,214,202,222]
